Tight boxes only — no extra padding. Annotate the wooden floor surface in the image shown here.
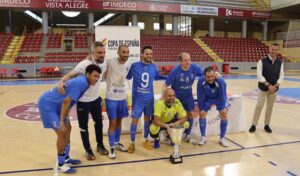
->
[0,75,300,176]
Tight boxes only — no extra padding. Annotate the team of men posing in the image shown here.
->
[38,44,229,173]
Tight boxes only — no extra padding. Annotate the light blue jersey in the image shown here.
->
[127,61,160,103]
[38,76,89,129]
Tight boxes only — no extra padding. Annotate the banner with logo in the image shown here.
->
[219,8,271,19]
[0,1,270,19]
[181,5,218,16]
[0,0,101,10]
[95,26,140,62]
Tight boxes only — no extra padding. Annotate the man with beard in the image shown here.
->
[102,45,131,159]
[126,46,166,153]
[196,66,229,147]
[58,42,108,160]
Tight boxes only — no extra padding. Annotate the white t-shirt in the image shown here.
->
[102,58,131,100]
[74,58,103,102]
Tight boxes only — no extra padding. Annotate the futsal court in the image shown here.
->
[0,71,299,176]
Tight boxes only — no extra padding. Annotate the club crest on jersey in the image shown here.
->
[211,89,216,93]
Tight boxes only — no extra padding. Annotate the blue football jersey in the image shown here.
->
[197,77,227,110]
[127,61,160,103]
[40,75,89,110]
[166,63,203,97]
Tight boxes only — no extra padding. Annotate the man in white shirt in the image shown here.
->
[102,45,131,159]
[249,43,284,133]
[58,42,108,160]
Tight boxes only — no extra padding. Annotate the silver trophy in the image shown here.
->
[169,126,185,164]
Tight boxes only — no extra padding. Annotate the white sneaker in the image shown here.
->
[219,138,229,147]
[109,147,116,159]
[115,143,128,152]
[54,164,76,173]
[198,137,207,146]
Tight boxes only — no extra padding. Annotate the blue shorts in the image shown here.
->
[200,99,227,112]
[132,99,154,119]
[105,99,129,120]
[177,94,195,112]
[38,99,70,130]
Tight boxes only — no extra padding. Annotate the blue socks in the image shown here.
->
[115,128,121,143]
[108,131,116,147]
[58,151,66,166]
[199,118,207,137]
[64,144,70,160]
[144,121,150,139]
[185,117,194,135]
[220,119,228,138]
[130,124,137,142]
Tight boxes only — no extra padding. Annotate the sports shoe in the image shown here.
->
[85,150,96,160]
[108,147,116,159]
[55,164,76,174]
[264,125,272,133]
[115,143,128,152]
[143,140,153,150]
[127,143,135,153]
[219,138,229,147]
[96,145,109,155]
[184,134,196,144]
[65,158,81,165]
[154,139,160,149]
[249,125,256,133]
[198,137,207,146]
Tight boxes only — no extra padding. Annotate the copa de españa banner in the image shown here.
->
[95,26,140,62]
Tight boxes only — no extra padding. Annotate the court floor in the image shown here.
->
[0,73,300,176]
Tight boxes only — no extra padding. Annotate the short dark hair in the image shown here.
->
[118,44,129,52]
[271,43,279,47]
[204,66,215,75]
[142,46,152,54]
[94,42,105,48]
[85,64,101,74]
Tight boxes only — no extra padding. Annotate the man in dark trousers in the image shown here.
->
[58,42,108,160]
[249,43,284,133]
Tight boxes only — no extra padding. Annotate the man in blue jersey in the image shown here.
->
[38,64,101,173]
[126,46,166,153]
[162,52,204,143]
[197,66,229,147]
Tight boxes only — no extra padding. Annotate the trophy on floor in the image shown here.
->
[169,126,185,164]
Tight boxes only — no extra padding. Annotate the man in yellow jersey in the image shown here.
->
[149,88,189,148]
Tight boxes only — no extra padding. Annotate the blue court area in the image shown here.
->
[278,88,300,99]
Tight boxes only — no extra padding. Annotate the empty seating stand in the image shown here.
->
[141,35,213,62]
[46,33,62,48]
[73,33,88,48]
[201,36,270,62]
[44,52,88,63]
[20,33,43,52]
[0,33,13,60]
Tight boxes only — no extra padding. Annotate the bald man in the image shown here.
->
[149,88,189,148]
[162,52,204,143]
